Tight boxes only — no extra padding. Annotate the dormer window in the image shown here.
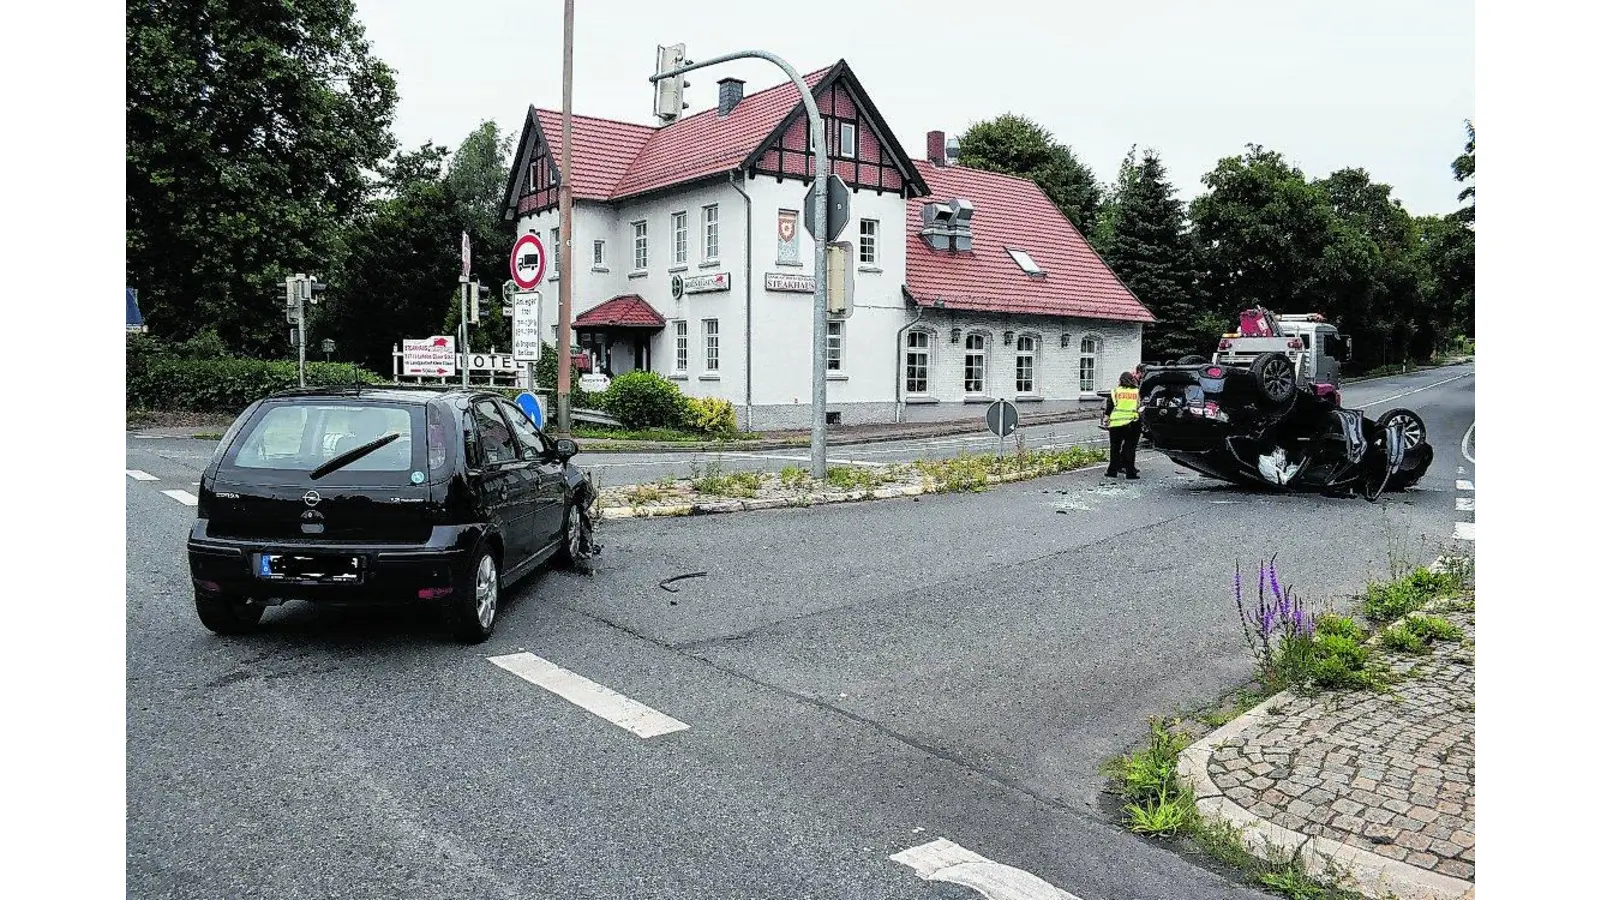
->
[1007,248,1044,276]
[839,122,857,159]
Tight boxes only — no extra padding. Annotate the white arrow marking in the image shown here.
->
[891,838,1083,900]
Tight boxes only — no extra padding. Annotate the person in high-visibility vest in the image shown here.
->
[1101,371,1142,479]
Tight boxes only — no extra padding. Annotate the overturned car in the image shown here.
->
[1138,309,1433,500]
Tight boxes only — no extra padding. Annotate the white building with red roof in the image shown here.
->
[501,58,1152,428]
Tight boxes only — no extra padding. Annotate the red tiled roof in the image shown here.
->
[904,161,1154,323]
[534,66,832,202]
[572,295,666,328]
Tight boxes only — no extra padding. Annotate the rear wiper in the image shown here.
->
[310,433,400,480]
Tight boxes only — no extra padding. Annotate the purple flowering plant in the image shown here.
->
[1234,555,1314,687]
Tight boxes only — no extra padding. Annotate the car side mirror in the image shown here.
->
[553,438,579,461]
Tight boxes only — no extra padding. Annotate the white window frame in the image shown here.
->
[702,204,720,262]
[1079,335,1103,393]
[592,239,606,269]
[632,221,648,272]
[859,219,878,266]
[703,318,720,373]
[1015,334,1038,395]
[826,321,844,372]
[964,333,988,395]
[549,226,561,280]
[904,329,932,396]
[671,211,688,266]
[673,320,688,373]
[839,122,857,159]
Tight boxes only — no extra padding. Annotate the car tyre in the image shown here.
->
[1375,407,1427,450]
[1250,352,1297,407]
[554,501,591,569]
[450,546,499,644]
[195,593,265,635]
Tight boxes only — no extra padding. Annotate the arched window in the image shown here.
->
[1079,335,1103,392]
[904,329,933,395]
[964,333,988,394]
[1015,334,1038,394]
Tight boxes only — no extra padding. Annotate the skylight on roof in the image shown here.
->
[1007,248,1045,276]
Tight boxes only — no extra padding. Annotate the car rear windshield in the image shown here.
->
[222,401,428,484]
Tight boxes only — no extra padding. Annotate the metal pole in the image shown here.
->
[650,49,829,477]
[556,0,575,434]
[295,278,306,388]
[459,275,470,387]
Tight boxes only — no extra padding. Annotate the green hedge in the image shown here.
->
[127,356,386,413]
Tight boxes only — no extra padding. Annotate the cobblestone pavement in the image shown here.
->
[1204,603,1475,889]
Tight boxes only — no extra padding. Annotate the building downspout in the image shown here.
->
[731,169,754,430]
[893,297,924,424]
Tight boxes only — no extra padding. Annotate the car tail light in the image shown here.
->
[1204,366,1223,378]
[418,586,453,600]
[1217,339,1232,350]
[427,404,447,471]
[1287,338,1303,349]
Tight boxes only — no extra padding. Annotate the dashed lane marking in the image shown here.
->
[891,838,1083,900]
[487,652,689,739]
[1455,480,1474,492]
[1456,497,1474,512]
[1453,522,1475,542]
[1359,370,1473,407]
[126,470,159,481]
[161,490,198,507]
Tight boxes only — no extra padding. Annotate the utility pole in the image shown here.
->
[556,0,575,434]
[650,49,830,477]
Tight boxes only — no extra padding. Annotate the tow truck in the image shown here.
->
[1136,307,1433,498]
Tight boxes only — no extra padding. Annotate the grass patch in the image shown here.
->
[192,432,223,440]
[691,469,764,498]
[572,425,761,442]
[622,484,670,506]
[778,465,810,489]
[824,466,890,492]
[913,446,1105,493]
[1381,614,1466,654]
[1361,565,1468,624]
[1106,718,1364,899]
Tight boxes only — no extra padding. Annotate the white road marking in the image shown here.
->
[1461,422,1476,464]
[162,489,198,506]
[1457,466,1466,475]
[1453,522,1475,542]
[891,838,1082,900]
[126,470,159,481]
[1456,480,1474,492]
[1360,370,1473,407]
[1456,497,1474,512]
[487,652,689,739]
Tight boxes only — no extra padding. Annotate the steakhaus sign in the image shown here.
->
[764,272,815,293]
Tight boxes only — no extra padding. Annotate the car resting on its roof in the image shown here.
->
[1137,307,1434,499]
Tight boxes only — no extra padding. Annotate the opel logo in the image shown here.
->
[303,490,322,508]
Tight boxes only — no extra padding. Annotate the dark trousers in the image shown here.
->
[1107,421,1141,475]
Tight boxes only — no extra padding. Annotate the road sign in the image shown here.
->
[512,291,542,362]
[826,242,854,318]
[458,352,519,372]
[510,233,547,291]
[515,391,544,428]
[403,336,457,376]
[985,398,1020,439]
[804,174,851,242]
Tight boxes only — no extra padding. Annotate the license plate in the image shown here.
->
[257,553,363,583]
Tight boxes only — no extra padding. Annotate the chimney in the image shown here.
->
[927,130,946,167]
[717,78,745,117]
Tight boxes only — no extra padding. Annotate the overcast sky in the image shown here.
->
[352,0,1474,216]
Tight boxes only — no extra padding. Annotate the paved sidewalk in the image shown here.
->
[1179,603,1475,900]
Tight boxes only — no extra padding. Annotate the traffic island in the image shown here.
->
[593,446,1106,519]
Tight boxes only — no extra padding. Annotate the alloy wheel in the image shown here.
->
[475,554,498,630]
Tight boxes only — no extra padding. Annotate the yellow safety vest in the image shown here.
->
[1108,386,1140,428]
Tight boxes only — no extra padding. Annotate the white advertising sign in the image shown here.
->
[403,336,457,376]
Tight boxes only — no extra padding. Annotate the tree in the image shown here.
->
[127,0,398,355]
[1451,120,1475,225]
[956,114,1104,235]
[1099,148,1204,359]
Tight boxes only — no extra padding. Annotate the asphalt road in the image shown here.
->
[126,364,1474,899]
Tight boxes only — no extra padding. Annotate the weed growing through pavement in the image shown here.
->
[1360,565,1467,624]
[913,446,1105,493]
[824,466,889,492]
[691,469,764,499]
[1234,559,1389,695]
[1380,614,1465,654]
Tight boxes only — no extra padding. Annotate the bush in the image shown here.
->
[606,371,685,429]
[127,356,386,413]
[682,395,738,436]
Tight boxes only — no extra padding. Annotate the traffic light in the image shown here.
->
[826,242,854,318]
[654,43,690,123]
[469,278,484,325]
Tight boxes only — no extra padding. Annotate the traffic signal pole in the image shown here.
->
[555,0,575,434]
[650,49,829,477]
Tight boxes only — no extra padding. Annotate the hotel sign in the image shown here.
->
[764,272,815,293]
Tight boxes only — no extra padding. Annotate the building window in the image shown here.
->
[703,319,719,372]
[551,226,561,277]
[1079,335,1103,392]
[671,211,688,266]
[826,321,843,371]
[632,221,648,271]
[859,219,878,265]
[592,239,606,268]
[1016,335,1037,394]
[703,204,719,260]
[905,330,930,394]
[964,333,987,394]
[839,122,857,159]
[673,321,688,372]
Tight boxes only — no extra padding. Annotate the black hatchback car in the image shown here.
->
[186,386,596,643]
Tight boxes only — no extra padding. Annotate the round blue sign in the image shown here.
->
[515,391,543,428]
